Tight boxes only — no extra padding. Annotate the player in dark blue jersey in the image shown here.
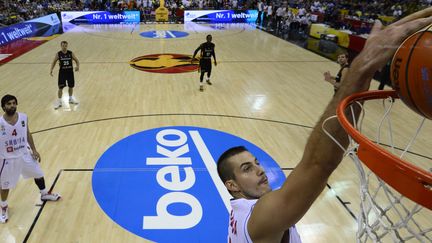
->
[192,35,217,92]
[324,53,350,94]
[50,41,80,109]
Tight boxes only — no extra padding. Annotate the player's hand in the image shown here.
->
[50,71,53,77]
[214,61,217,66]
[75,66,79,72]
[32,151,41,162]
[356,7,432,76]
[323,71,331,81]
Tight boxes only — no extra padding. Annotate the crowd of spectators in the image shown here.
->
[251,0,431,43]
[1,0,432,29]
[0,1,80,26]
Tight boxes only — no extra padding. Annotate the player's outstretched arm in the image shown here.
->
[27,122,40,162]
[72,53,80,72]
[212,48,217,66]
[50,54,59,77]
[191,45,201,63]
[247,7,432,242]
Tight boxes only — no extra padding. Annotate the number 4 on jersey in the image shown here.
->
[12,129,17,136]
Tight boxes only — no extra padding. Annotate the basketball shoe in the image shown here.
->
[206,79,212,85]
[69,96,79,104]
[41,192,61,201]
[54,100,62,109]
[0,205,8,223]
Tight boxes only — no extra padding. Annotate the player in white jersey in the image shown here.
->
[229,197,301,243]
[217,8,432,243]
[0,95,61,224]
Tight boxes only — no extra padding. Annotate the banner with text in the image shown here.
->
[60,11,140,24]
[184,10,257,23]
[0,13,60,47]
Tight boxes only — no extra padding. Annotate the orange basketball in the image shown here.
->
[390,25,432,119]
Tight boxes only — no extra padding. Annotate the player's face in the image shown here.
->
[337,54,347,65]
[206,35,212,43]
[61,42,68,52]
[228,151,271,199]
[3,99,17,116]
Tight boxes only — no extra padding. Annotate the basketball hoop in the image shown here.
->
[323,90,432,242]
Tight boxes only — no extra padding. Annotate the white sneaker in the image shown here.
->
[54,100,62,109]
[69,96,79,104]
[41,192,61,201]
[0,205,8,223]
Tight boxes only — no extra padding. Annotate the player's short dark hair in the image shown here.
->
[338,52,349,60]
[61,41,68,45]
[217,146,249,183]
[1,94,18,107]
[206,34,212,40]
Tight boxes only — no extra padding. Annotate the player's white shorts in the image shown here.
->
[0,152,44,189]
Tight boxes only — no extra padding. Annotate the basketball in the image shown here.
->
[390,24,432,119]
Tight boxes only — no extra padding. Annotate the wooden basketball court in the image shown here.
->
[0,23,431,242]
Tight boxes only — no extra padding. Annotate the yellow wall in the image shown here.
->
[309,24,350,48]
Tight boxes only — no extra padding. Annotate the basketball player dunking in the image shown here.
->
[217,7,432,243]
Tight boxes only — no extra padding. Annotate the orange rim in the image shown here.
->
[337,90,432,210]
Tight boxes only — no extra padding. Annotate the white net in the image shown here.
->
[323,94,432,243]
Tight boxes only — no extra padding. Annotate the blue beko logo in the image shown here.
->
[92,126,286,242]
[140,30,189,39]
